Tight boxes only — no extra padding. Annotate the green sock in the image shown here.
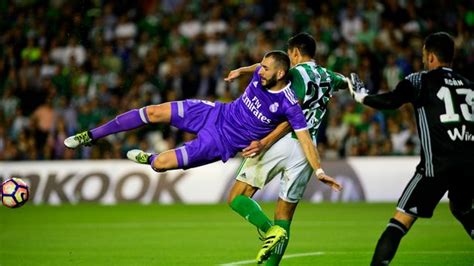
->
[266,220,291,266]
[230,195,272,233]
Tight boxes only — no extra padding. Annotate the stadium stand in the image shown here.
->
[1,0,473,160]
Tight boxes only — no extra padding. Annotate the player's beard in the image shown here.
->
[261,74,278,90]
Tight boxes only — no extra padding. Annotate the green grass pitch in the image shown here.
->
[0,203,472,265]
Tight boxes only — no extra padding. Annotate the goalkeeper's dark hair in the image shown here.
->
[287,32,316,58]
[424,32,454,64]
[263,50,290,78]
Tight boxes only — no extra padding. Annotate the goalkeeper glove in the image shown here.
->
[347,73,368,103]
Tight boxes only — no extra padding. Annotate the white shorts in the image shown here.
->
[235,133,314,203]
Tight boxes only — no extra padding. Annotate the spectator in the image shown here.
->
[383,54,403,90]
[178,12,202,40]
[21,38,41,62]
[203,5,228,37]
[356,19,377,50]
[340,3,363,44]
[387,118,410,155]
[0,1,473,160]
[362,0,383,32]
[115,14,138,43]
[63,37,86,67]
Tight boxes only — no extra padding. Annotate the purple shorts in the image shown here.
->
[170,100,226,169]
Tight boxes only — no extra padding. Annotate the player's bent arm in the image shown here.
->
[237,63,260,74]
[260,121,291,149]
[241,121,291,157]
[224,63,260,82]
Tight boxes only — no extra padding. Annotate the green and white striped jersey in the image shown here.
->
[290,61,347,141]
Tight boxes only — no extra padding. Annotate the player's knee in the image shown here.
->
[151,155,172,172]
[145,104,169,123]
[227,183,258,205]
[145,105,161,122]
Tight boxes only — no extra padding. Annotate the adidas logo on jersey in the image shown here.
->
[409,207,418,214]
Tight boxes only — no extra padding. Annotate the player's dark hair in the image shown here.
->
[424,32,454,64]
[287,32,316,58]
[263,50,290,75]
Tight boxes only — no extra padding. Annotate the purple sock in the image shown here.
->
[149,154,158,165]
[149,154,158,171]
[90,107,150,139]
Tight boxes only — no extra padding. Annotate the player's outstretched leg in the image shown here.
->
[64,130,93,148]
[64,104,172,149]
[64,107,150,148]
[256,225,287,264]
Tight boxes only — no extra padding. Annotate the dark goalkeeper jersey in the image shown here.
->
[364,67,474,176]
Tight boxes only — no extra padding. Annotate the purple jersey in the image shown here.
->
[217,66,307,158]
[170,67,307,168]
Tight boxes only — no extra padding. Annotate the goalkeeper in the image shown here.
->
[348,32,474,265]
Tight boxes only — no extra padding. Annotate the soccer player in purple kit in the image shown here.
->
[65,52,341,198]
[65,50,341,258]
[65,51,342,256]
[65,51,339,184]
[64,51,342,260]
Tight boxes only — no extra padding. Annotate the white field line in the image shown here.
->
[219,251,325,265]
[219,250,473,266]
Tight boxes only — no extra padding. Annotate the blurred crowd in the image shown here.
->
[1,0,473,161]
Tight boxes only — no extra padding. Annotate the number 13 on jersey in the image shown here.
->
[437,86,474,123]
